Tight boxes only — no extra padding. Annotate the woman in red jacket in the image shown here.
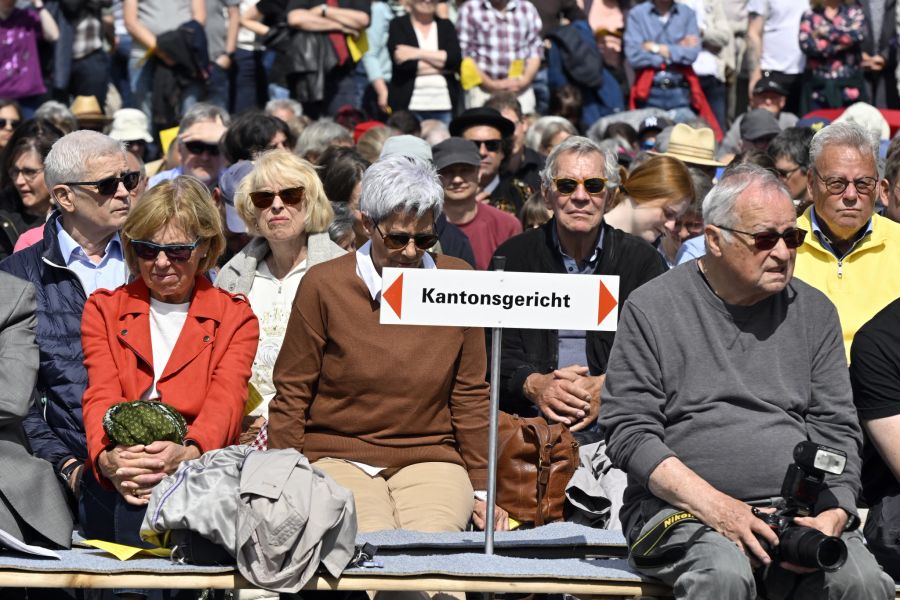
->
[79,176,259,557]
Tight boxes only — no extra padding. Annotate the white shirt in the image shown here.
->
[144,298,190,401]
[408,22,452,111]
[747,0,809,75]
[246,257,307,417]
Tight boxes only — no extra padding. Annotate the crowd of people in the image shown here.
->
[1,0,900,599]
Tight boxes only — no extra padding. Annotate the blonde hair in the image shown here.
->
[122,176,225,274]
[234,149,334,234]
[611,154,695,210]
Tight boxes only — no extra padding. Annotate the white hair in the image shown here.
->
[44,130,125,188]
[360,155,444,223]
[809,121,879,170]
[702,164,790,238]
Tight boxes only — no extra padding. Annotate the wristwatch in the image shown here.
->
[649,42,660,54]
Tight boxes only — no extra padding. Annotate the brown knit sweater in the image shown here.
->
[268,252,490,489]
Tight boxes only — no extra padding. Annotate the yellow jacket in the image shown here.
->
[794,208,900,361]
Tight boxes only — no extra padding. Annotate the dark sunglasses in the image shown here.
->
[812,170,877,195]
[716,225,807,250]
[248,186,305,209]
[63,171,141,195]
[373,221,439,250]
[470,139,502,153]
[130,239,201,262]
[553,176,608,196]
[183,141,221,156]
[0,118,20,129]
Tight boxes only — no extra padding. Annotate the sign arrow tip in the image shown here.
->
[598,281,617,324]
[384,273,404,318]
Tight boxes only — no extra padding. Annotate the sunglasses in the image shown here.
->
[716,225,807,250]
[812,170,877,195]
[183,141,221,156]
[63,171,141,195]
[553,176,608,196]
[0,118,20,129]
[248,186,305,209]
[469,139,502,153]
[9,166,43,181]
[130,239,202,262]
[373,221,439,250]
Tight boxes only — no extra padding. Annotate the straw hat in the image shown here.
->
[70,95,111,127]
[661,123,726,167]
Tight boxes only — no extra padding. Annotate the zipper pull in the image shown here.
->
[837,260,843,279]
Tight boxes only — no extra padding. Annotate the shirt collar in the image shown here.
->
[551,222,604,272]
[480,0,521,11]
[355,240,437,302]
[809,206,872,259]
[55,219,123,265]
[483,175,501,195]
[651,2,680,16]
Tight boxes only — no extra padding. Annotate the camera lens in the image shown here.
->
[779,525,848,572]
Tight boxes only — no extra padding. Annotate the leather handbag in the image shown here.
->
[496,412,580,526]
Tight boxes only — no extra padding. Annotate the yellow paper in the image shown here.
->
[244,382,263,416]
[82,539,171,561]
[508,59,525,79]
[347,31,369,62]
[158,126,179,157]
[460,57,483,91]
[508,517,522,530]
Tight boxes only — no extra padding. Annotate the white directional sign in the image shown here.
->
[379,267,619,331]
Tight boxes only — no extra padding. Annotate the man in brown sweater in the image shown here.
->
[269,154,504,533]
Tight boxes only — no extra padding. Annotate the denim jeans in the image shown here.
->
[111,34,134,108]
[412,109,451,125]
[698,74,727,131]
[232,48,267,114]
[70,49,111,108]
[129,54,205,126]
[206,63,230,110]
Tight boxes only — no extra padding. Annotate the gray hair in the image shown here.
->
[533,116,578,152]
[360,155,444,223]
[265,98,304,119]
[34,100,78,134]
[44,130,125,188]
[809,121,879,170]
[540,136,619,191]
[329,201,355,245]
[702,164,790,237]
[295,119,352,159]
[179,102,231,132]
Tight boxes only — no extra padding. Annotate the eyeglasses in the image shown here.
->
[553,177,608,196]
[0,118,20,129]
[249,186,305,209]
[373,221,439,250]
[775,165,801,179]
[9,166,43,181]
[812,170,877,195]
[716,225,807,250]
[63,171,141,195]
[130,239,202,262]
[183,141,221,156]
[469,139,502,153]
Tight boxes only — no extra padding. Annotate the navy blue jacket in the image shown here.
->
[0,213,98,473]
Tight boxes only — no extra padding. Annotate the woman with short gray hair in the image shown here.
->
[269,154,507,535]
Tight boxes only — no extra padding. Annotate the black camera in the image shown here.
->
[752,441,849,572]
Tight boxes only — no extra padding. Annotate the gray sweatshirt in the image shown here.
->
[600,262,863,536]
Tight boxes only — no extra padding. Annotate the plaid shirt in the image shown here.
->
[72,14,103,60]
[456,0,543,81]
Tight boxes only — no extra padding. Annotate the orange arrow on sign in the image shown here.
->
[598,280,617,324]
[384,273,404,318]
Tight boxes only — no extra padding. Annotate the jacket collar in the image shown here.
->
[40,211,69,267]
[798,206,884,258]
[119,275,224,322]
[541,218,614,273]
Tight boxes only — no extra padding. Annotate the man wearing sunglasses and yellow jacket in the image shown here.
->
[490,135,665,431]
[792,121,900,361]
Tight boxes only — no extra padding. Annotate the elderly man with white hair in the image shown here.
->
[601,164,894,600]
[0,130,134,499]
[794,121,900,359]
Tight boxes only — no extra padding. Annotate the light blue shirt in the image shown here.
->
[675,235,706,265]
[55,221,129,296]
[809,207,873,261]
[147,166,183,189]
[624,2,700,70]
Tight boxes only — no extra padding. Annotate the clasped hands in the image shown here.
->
[99,441,201,506]
[524,366,602,431]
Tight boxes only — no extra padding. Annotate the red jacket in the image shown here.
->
[629,65,724,141]
[81,276,259,487]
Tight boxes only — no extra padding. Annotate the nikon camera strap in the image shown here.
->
[630,510,709,568]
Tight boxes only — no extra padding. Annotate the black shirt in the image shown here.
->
[850,297,900,505]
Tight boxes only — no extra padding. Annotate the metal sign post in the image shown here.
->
[483,257,505,554]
